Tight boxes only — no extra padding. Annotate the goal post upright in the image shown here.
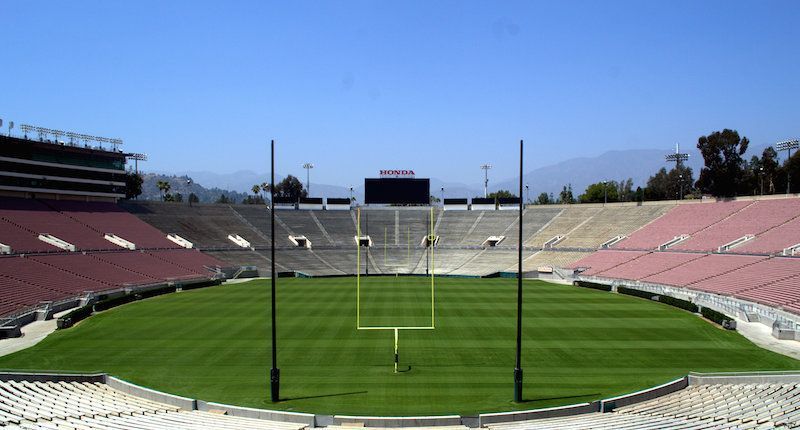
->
[356,207,361,329]
[355,205,437,371]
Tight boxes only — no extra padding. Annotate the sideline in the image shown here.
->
[735,318,800,360]
[0,309,72,358]
[3,280,800,363]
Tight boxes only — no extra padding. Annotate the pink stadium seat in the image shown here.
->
[147,249,225,274]
[31,254,156,286]
[90,251,203,280]
[0,198,114,251]
[673,199,800,252]
[0,256,109,296]
[737,276,800,307]
[689,257,800,295]
[640,254,765,287]
[0,218,60,253]
[597,252,705,281]
[734,216,800,255]
[616,200,752,250]
[46,200,180,249]
[568,250,647,275]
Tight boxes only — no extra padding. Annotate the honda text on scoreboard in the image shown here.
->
[365,170,430,204]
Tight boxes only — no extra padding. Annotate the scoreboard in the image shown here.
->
[365,170,429,204]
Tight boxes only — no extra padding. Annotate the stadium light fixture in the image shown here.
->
[481,164,492,198]
[303,163,314,197]
[775,139,799,194]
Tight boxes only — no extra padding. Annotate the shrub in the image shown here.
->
[575,281,612,291]
[658,295,699,313]
[702,307,736,330]
[57,305,93,329]
[617,286,655,300]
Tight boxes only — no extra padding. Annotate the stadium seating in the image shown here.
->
[30,253,155,286]
[689,256,800,295]
[435,210,482,246]
[486,383,800,429]
[734,216,800,255]
[568,250,647,276]
[615,200,752,250]
[556,204,671,249]
[0,379,306,429]
[514,250,593,272]
[525,206,601,248]
[595,251,706,281]
[46,200,179,249]
[90,252,204,281]
[462,211,519,245]
[673,198,800,252]
[0,197,114,251]
[640,254,763,287]
[497,207,562,247]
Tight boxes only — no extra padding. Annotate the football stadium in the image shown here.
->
[3,2,800,429]
[1,126,800,429]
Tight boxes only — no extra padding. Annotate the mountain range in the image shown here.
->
[145,144,771,203]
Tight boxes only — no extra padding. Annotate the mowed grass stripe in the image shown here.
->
[0,277,797,415]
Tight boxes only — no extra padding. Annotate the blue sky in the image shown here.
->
[1,0,798,186]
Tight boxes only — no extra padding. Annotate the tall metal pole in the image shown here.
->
[514,139,524,403]
[270,140,280,402]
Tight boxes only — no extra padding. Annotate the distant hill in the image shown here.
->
[138,173,249,203]
[148,144,774,203]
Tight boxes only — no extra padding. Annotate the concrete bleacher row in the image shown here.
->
[0,379,305,430]
[571,250,800,314]
[5,373,800,429]
[486,383,800,429]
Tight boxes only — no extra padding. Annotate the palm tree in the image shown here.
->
[252,184,261,197]
[156,180,171,201]
[261,182,269,199]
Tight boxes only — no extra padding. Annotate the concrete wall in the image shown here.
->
[479,402,601,426]
[600,377,687,411]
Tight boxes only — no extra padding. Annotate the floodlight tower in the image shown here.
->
[665,143,689,200]
[775,139,799,194]
[481,164,492,198]
[302,163,314,196]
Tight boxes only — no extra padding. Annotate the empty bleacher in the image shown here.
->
[486,382,800,429]
[460,211,519,245]
[525,206,602,248]
[595,251,706,281]
[616,200,753,250]
[568,250,647,276]
[498,207,562,247]
[0,197,115,251]
[640,254,763,287]
[673,198,800,252]
[556,204,670,249]
[0,378,307,430]
[47,200,179,249]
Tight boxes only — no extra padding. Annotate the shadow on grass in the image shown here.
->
[281,391,368,401]
[521,393,600,403]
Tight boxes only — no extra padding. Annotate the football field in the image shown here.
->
[0,277,798,416]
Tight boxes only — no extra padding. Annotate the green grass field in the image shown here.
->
[0,277,798,416]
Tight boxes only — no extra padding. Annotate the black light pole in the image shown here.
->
[270,140,280,402]
[514,139,524,403]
